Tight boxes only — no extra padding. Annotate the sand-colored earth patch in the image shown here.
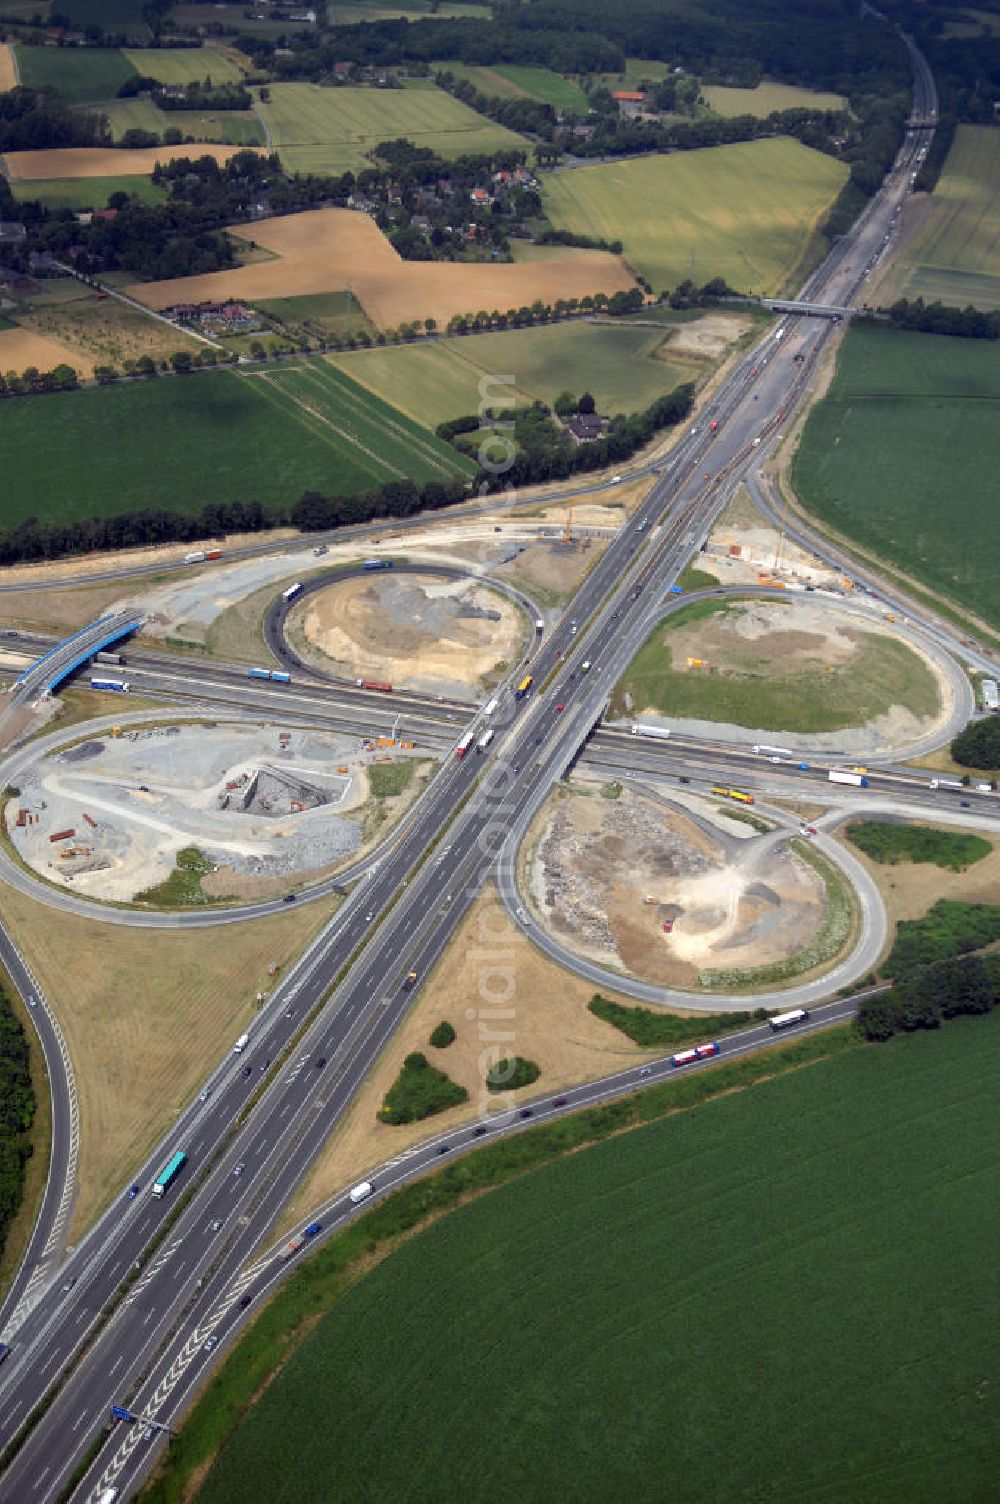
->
[668,312,752,359]
[124,207,636,329]
[0,44,17,92]
[289,572,526,698]
[3,143,264,181]
[0,325,93,376]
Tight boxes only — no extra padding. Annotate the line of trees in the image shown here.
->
[879,297,1000,340]
[0,984,36,1265]
[856,950,1000,1041]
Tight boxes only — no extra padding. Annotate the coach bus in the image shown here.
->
[151,1150,187,1198]
[282,582,303,602]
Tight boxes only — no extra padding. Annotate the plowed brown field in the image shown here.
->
[3,144,264,181]
[0,326,94,377]
[125,207,636,328]
[0,44,17,92]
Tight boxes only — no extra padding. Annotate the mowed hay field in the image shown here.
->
[10,175,167,210]
[703,80,847,116]
[0,361,474,529]
[793,325,1000,631]
[0,879,333,1236]
[193,1013,1000,1504]
[122,45,247,84]
[0,43,17,92]
[878,126,1000,309]
[127,207,636,330]
[4,143,263,181]
[332,319,702,429]
[256,82,526,175]
[542,138,848,295]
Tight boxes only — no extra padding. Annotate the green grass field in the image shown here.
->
[542,138,847,296]
[10,175,167,210]
[330,320,696,429]
[255,82,525,176]
[846,821,991,871]
[60,0,149,29]
[193,1010,1000,1504]
[254,291,375,340]
[882,126,1000,310]
[122,46,246,85]
[702,81,847,117]
[492,65,587,110]
[432,61,586,108]
[98,98,265,146]
[792,324,1000,630]
[613,597,941,732]
[0,361,473,529]
[14,45,136,104]
[593,57,676,89]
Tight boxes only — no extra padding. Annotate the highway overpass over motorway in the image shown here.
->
[8,609,144,709]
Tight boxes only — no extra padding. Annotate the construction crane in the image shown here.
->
[563,498,573,545]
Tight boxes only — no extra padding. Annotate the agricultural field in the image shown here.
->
[542,138,848,296]
[126,207,634,333]
[13,44,136,104]
[99,98,265,147]
[122,46,246,85]
[613,596,942,735]
[165,2,301,35]
[60,0,150,30]
[4,144,260,181]
[0,43,16,92]
[0,360,474,530]
[703,81,847,116]
[435,62,587,109]
[9,174,167,210]
[792,325,1000,631]
[190,1012,1000,1504]
[253,291,376,342]
[593,58,676,89]
[255,82,525,176]
[332,319,700,429]
[877,126,1000,310]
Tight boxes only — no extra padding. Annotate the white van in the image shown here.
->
[349,1181,373,1205]
[232,1033,249,1054]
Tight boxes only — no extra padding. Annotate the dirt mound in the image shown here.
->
[527,786,826,987]
[290,572,525,699]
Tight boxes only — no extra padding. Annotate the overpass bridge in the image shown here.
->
[759,297,859,319]
[9,609,144,707]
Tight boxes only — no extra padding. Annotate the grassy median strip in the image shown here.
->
[140,1025,856,1504]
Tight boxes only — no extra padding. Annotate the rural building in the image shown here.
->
[412,215,431,233]
[982,679,999,711]
[613,90,646,117]
[469,188,492,205]
[566,412,609,442]
[347,194,376,213]
[0,222,26,243]
[333,61,353,78]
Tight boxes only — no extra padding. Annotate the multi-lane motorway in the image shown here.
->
[0,30,973,1502]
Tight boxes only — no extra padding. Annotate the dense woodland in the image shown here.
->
[0,985,36,1267]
